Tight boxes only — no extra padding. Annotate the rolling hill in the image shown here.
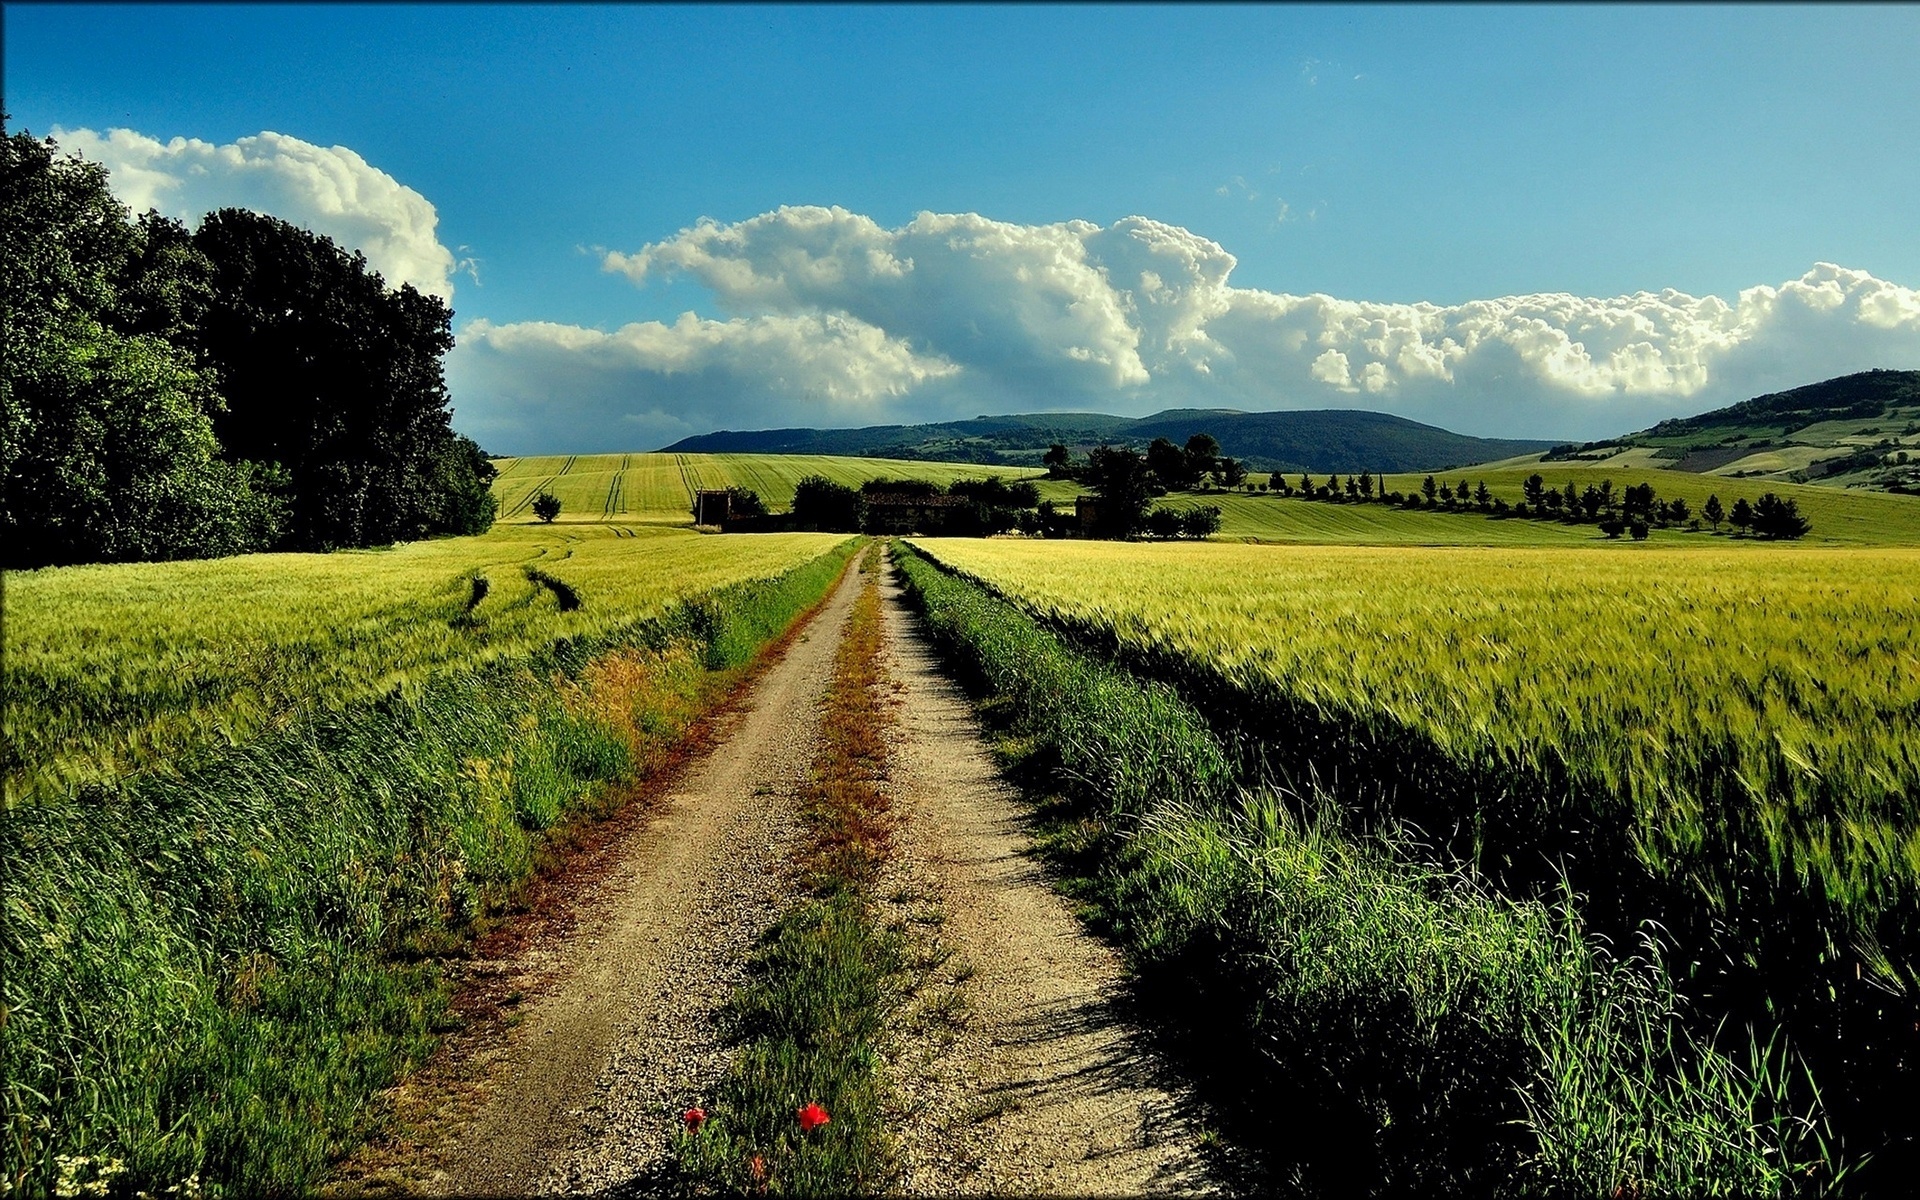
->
[1536,369,1920,492]
[661,408,1556,473]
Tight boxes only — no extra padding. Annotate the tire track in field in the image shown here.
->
[503,474,559,520]
[675,455,702,511]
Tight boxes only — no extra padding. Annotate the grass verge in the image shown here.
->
[0,541,859,1198]
[674,546,905,1196]
[890,540,1842,1197]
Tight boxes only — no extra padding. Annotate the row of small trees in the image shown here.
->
[692,462,1218,542]
[1272,466,1809,539]
[2,121,496,568]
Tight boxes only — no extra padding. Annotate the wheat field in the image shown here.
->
[3,525,851,805]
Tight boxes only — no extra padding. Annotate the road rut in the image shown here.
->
[877,557,1224,1196]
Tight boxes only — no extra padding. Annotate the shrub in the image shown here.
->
[1178,505,1222,539]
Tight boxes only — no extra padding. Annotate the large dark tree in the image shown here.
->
[1752,492,1811,539]
[1,123,280,568]
[190,209,492,549]
[790,475,864,531]
[1085,444,1156,538]
[1146,436,1192,490]
[1182,432,1221,483]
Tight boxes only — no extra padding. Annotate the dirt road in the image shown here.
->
[336,550,1224,1195]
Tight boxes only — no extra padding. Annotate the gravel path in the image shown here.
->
[391,563,863,1197]
[877,556,1227,1196]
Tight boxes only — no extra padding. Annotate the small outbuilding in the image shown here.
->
[693,490,734,526]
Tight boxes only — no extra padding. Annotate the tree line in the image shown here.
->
[1268,466,1810,539]
[1046,433,1247,492]
[2,120,496,569]
[1040,431,1811,541]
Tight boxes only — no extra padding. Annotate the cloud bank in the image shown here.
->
[47,125,1915,454]
[56,126,463,300]
[456,205,1920,452]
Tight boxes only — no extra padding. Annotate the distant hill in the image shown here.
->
[662,408,1556,474]
[1540,370,1920,492]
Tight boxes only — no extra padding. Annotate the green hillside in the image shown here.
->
[1534,369,1920,492]
[661,407,1554,473]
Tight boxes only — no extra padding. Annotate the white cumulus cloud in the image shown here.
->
[576,206,1920,446]
[55,126,463,300]
[343,197,1916,452]
[446,312,957,453]
[456,205,1912,449]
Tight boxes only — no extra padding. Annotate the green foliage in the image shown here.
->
[1,122,495,566]
[1084,444,1156,537]
[1388,464,1920,545]
[1144,504,1221,539]
[1146,435,1191,489]
[1753,492,1811,539]
[790,474,866,531]
[1,123,281,568]
[1042,441,1074,477]
[191,208,488,550]
[530,489,561,523]
[944,475,1040,509]
[0,541,857,1197]
[725,484,769,517]
[1179,504,1222,538]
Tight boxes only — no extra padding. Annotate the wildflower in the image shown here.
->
[796,1102,831,1133]
[748,1153,767,1184]
[683,1107,707,1131]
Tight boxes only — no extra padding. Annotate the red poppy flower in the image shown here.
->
[683,1107,707,1131]
[796,1102,831,1133]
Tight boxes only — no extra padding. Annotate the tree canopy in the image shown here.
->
[1,120,495,569]
[1085,445,1156,538]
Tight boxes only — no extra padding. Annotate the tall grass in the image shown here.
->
[891,541,1837,1196]
[0,542,858,1198]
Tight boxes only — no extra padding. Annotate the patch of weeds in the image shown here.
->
[911,986,969,1032]
[675,552,907,1195]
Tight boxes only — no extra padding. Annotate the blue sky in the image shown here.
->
[9,4,1920,451]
